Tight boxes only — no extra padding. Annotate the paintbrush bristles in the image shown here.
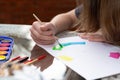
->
[56,39,63,47]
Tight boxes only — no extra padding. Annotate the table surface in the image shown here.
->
[1,24,120,80]
[0,24,70,80]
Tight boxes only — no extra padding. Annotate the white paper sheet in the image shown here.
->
[38,36,120,80]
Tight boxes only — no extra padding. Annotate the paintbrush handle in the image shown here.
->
[25,54,46,65]
[33,13,42,23]
[17,57,29,63]
[10,56,21,62]
[25,59,37,65]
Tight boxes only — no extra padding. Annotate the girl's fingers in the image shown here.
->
[30,28,55,41]
[41,30,54,36]
[31,22,56,44]
[88,35,105,42]
[40,23,55,31]
[30,28,41,40]
[78,33,89,39]
[37,40,55,45]
[78,33,106,42]
[87,33,105,42]
[31,32,56,45]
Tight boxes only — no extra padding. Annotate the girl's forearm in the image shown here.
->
[50,10,77,34]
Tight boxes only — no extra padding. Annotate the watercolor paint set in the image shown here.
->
[0,36,14,63]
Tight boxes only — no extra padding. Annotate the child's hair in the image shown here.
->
[76,0,120,45]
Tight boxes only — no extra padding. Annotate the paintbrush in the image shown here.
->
[17,57,29,63]
[25,54,46,65]
[10,56,21,62]
[33,13,63,48]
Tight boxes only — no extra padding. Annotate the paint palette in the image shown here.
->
[0,36,14,63]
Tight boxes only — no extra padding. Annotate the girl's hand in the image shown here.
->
[78,31,106,42]
[30,21,56,45]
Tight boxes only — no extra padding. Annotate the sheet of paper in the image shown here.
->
[38,36,120,80]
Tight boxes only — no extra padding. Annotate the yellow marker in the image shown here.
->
[58,55,73,61]
[0,55,6,60]
[0,51,7,55]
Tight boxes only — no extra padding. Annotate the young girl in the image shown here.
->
[30,0,120,79]
[30,0,120,46]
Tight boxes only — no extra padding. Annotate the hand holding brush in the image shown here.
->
[31,13,63,47]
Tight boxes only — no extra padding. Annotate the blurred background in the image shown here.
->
[0,0,76,24]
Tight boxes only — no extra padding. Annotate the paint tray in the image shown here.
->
[0,36,14,63]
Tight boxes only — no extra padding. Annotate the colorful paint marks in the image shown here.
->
[62,42,86,46]
[0,55,6,60]
[0,51,8,55]
[109,52,120,59]
[0,43,10,47]
[53,41,86,50]
[58,55,73,61]
[1,39,12,43]
[0,47,9,51]
[53,44,64,50]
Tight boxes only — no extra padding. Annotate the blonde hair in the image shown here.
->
[76,0,120,45]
